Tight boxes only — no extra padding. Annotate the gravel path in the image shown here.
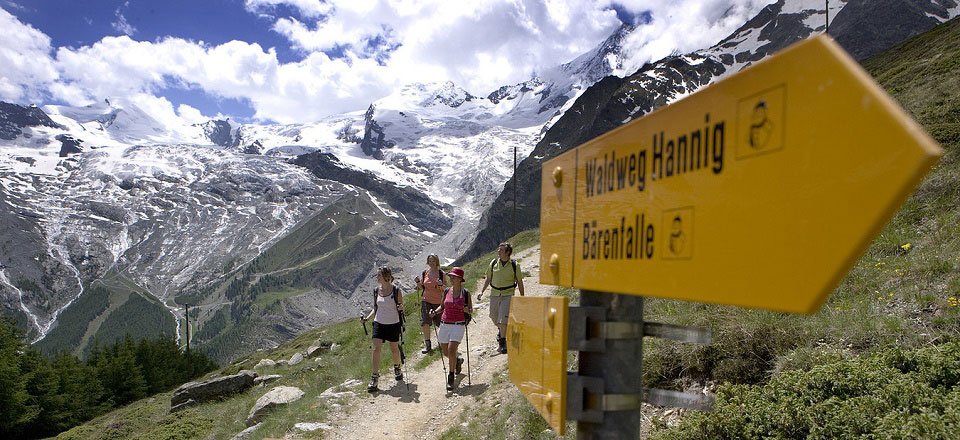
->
[321,245,554,440]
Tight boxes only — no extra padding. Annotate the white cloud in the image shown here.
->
[264,0,627,96]
[126,93,183,128]
[615,0,774,73]
[244,0,334,18]
[0,1,775,123]
[112,1,137,36]
[177,103,206,124]
[0,7,58,103]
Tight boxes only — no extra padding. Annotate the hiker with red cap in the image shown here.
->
[414,254,445,354]
[430,266,472,391]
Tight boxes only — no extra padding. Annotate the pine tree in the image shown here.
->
[51,354,107,431]
[0,318,36,437]
[20,349,59,437]
[94,336,146,406]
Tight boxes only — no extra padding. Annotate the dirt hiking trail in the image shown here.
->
[323,245,553,440]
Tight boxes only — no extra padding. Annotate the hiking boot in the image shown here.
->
[498,337,507,354]
[422,339,432,354]
[456,356,464,375]
[446,372,455,391]
[367,374,379,392]
[394,364,403,381]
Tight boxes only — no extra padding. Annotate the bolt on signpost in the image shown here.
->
[509,34,943,438]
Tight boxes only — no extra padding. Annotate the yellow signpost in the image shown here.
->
[507,296,569,434]
[539,35,942,313]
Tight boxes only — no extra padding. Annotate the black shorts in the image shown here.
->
[420,301,442,327]
[372,321,402,342]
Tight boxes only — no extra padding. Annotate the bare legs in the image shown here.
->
[371,339,402,374]
[440,341,460,371]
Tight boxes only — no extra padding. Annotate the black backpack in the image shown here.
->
[421,269,446,287]
[373,285,402,310]
[443,287,473,324]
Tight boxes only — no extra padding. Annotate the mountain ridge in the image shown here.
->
[457,0,960,264]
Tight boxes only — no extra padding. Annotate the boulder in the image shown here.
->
[230,423,261,440]
[288,352,304,366]
[294,422,330,432]
[254,359,276,370]
[169,399,197,413]
[305,341,333,357]
[254,374,283,386]
[246,386,305,426]
[170,370,257,410]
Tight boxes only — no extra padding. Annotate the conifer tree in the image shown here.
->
[51,354,107,431]
[0,318,35,437]
[94,336,147,406]
[20,349,58,437]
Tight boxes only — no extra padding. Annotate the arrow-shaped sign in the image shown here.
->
[539,35,942,314]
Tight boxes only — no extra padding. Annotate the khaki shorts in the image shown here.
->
[489,295,512,325]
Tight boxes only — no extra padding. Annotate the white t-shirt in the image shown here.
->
[374,286,401,325]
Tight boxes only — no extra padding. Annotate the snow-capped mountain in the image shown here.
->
[3,0,956,362]
[460,0,960,263]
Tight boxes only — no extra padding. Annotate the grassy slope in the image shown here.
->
[190,193,386,363]
[55,231,541,439]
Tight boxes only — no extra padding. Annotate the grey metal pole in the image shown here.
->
[825,0,829,34]
[577,290,644,439]
[513,145,517,233]
[184,303,190,355]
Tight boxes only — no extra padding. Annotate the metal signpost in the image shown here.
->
[510,34,943,438]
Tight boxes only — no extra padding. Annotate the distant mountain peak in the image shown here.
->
[392,81,478,108]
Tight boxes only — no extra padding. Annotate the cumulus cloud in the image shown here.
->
[0,1,775,123]
[0,7,58,103]
[262,0,627,95]
[615,0,774,73]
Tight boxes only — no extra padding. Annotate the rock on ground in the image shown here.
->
[170,370,257,412]
[246,386,305,426]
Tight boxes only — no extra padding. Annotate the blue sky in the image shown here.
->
[0,0,772,124]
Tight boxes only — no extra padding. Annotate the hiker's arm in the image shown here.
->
[396,289,404,312]
[478,276,491,301]
[362,306,375,322]
[517,277,525,296]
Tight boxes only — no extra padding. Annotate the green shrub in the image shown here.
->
[650,341,960,439]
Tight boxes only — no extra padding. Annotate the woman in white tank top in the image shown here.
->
[361,267,404,392]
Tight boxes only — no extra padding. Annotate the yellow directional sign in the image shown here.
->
[508,296,569,434]
[539,35,942,314]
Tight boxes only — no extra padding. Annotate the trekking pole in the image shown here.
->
[465,323,471,386]
[361,314,368,336]
[399,313,410,392]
